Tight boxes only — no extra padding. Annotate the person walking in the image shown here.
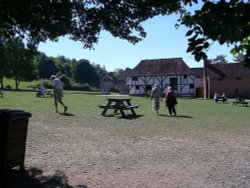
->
[150,84,162,115]
[50,75,68,114]
[165,86,177,116]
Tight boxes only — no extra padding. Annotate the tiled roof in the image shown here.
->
[129,58,193,76]
[191,67,203,78]
[100,74,113,82]
[191,63,250,78]
[207,63,250,78]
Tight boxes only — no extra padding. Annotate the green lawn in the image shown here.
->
[1,90,250,187]
[1,90,249,137]
[2,79,41,90]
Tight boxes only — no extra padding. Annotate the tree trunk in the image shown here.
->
[0,78,4,89]
[15,77,20,90]
[203,58,208,99]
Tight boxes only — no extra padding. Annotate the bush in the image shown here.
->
[65,82,91,90]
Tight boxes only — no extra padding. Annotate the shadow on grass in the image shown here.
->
[119,114,144,120]
[59,112,75,116]
[103,114,144,120]
[158,114,193,118]
[1,168,87,188]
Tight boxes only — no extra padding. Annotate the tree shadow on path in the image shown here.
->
[1,167,87,188]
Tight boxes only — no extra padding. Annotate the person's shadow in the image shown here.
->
[1,168,87,188]
[59,112,74,116]
[158,114,193,118]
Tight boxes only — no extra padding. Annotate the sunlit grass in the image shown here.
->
[3,78,41,90]
[1,91,249,142]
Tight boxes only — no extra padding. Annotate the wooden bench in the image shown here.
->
[232,98,248,107]
[98,104,114,109]
[98,105,138,110]
[0,90,3,97]
[125,105,138,110]
[36,91,52,98]
[216,96,228,103]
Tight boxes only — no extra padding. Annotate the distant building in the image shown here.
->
[117,68,131,95]
[118,58,250,98]
[99,73,116,92]
[125,58,195,96]
[192,63,250,98]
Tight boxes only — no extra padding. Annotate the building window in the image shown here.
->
[135,85,140,90]
[183,75,187,79]
[132,76,138,81]
[218,78,224,81]
[189,84,194,89]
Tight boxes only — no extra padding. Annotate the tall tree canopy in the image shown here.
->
[180,0,250,66]
[0,0,184,48]
[210,55,228,64]
[73,59,99,86]
[1,0,249,67]
[38,59,59,79]
[3,38,37,89]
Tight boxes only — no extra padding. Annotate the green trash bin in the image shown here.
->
[0,109,32,176]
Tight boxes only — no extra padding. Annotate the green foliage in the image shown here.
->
[210,55,228,64]
[73,59,100,87]
[0,1,182,49]
[0,38,38,89]
[38,59,59,79]
[2,1,249,71]
[3,78,41,90]
[35,53,108,88]
[233,52,245,63]
[181,1,250,67]
[59,75,71,87]
[65,82,94,91]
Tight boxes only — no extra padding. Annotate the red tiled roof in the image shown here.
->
[207,63,250,77]
[191,63,250,78]
[129,58,193,76]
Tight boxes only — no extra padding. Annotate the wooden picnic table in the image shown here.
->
[232,98,248,107]
[98,98,138,117]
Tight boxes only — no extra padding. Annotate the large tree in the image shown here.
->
[210,55,228,64]
[38,59,59,79]
[0,0,183,48]
[0,36,7,89]
[1,1,249,67]
[4,38,37,89]
[73,59,99,86]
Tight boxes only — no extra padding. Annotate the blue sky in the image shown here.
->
[38,14,234,72]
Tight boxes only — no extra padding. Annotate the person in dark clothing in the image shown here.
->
[165,86,177,116]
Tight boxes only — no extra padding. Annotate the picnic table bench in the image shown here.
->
[98,98,138,117]
[232,98,248,107]
[216,96,228,103]
[36,90,52,98]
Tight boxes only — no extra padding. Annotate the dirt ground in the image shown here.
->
[3,120,250,188]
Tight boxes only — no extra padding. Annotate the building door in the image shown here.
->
[196,87,203,97]
[170,78,177,90]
